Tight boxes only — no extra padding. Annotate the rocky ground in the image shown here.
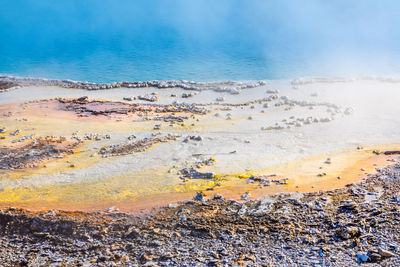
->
[0,137,79,170]
[0,159,399,266]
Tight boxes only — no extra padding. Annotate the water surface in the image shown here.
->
[1,1,400,82]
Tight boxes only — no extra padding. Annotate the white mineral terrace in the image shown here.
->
[0,78,399,212]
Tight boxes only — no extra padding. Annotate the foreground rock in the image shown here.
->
[0,161,399,266]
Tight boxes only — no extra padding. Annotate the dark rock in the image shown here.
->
[77,96,88,102]
[378,247,396,258]
[356,253,368,263]
[193,192,205,201]
[384,150,400,155]
[213,193,223,200]
[125,227,140,239]
[139,253,152,263]
[336,226,360,240]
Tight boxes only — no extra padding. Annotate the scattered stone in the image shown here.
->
[337,226,360,240]
[127,134,136,140]
[384,150,400,155]
[184,136,202,142]
[138,94,159,102]
[10,130,20,136]
[179,168,215,180]
[378,248,396,258]
[213,193,223,200]
[193,192,205,201]
[241,192,250,200]
[357,253,368,263]
[182,93,195,98]
[77,96,88,102]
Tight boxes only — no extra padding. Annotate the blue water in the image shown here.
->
[1,0,400,82]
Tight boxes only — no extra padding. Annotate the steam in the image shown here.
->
[0,0,400,81]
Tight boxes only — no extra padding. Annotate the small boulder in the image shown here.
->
[193,192,205,201]
[356,253,368,263]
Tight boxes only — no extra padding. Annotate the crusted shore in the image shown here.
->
[0,160,399,266]
[0,75,265,93]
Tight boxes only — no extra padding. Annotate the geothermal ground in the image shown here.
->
[0,162,399,266]
[0,76,399,265]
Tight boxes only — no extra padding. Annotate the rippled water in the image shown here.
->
[1,0,400,82]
